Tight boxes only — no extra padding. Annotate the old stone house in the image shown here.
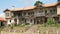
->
[4,1,60,25]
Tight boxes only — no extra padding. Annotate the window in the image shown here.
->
[50,10,53,13]
[24,13,26,15]
[45,10,47,13]
[22,18,24,21]
[50,9,57,14]
[10,20,11,22]
[23,12,26,16]
[53,9,57,14]
[18,13,22,17]
[25,19,26,23]
[6,13,9,16]
[30,19,32,22]
[14,13,16,17]
[31,12,34,16]
[28,12,31,15]
[18,13,20,16]
[28,12,34,16]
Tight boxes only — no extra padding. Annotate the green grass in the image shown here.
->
[16,24,25,27]
[36,24,60,29]
[0,26,6,33]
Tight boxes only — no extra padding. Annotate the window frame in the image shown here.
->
[5,13,9,16]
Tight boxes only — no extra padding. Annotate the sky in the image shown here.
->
[0,0,57,17]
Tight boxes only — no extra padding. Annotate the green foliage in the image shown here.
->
[9,23,14,29]
[16,24,25,27]
[55,24,60,27]
[43,18,55,27]
[58,0,60,2]
[47,18,55,25]
[37,25,40,29]
[16,23,32,28]
[0,26,5,34]
[20,24,25,27]
[34,0,43,6]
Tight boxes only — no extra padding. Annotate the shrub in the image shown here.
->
[47,18,55,25]
[9,23,14,29]
[43,18,55,27]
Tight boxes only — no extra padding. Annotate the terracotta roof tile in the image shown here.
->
[0,17,6,22]
[10,6,36,11]
[4,2,59,11]
[43,2,58,7]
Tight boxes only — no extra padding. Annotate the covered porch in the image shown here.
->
[34,16,47,24]
[14,17,35,25]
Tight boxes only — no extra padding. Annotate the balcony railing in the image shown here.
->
[13,13,46,18]
[34,13,45,17]
[14,15,35,18]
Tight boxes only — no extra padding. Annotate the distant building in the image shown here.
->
[4,1,60,25]
[0,17,6,26]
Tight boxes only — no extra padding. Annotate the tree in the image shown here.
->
[34,0,43,6]
[58,0,60,2]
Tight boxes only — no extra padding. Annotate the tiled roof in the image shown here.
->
[42,2,58,7]
[0,17,6,22]
[4,2,60,11]
[10,6,36,11]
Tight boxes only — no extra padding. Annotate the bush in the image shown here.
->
[47,18,55,25]
[9,23,14,29]
[43,18,55,27]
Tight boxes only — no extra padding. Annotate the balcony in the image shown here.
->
[13,12,45,18]
[45,13,57,17]
[14,14,35,18]
[34,13,45,17]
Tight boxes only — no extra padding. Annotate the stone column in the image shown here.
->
[17,18,19,25]
[35,19,37,24]
[32,19,34,24]
[42,18,45,24]
[22,13,23,16]
[34,19,37,24]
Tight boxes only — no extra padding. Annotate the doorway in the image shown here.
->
[0,22,4,26]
